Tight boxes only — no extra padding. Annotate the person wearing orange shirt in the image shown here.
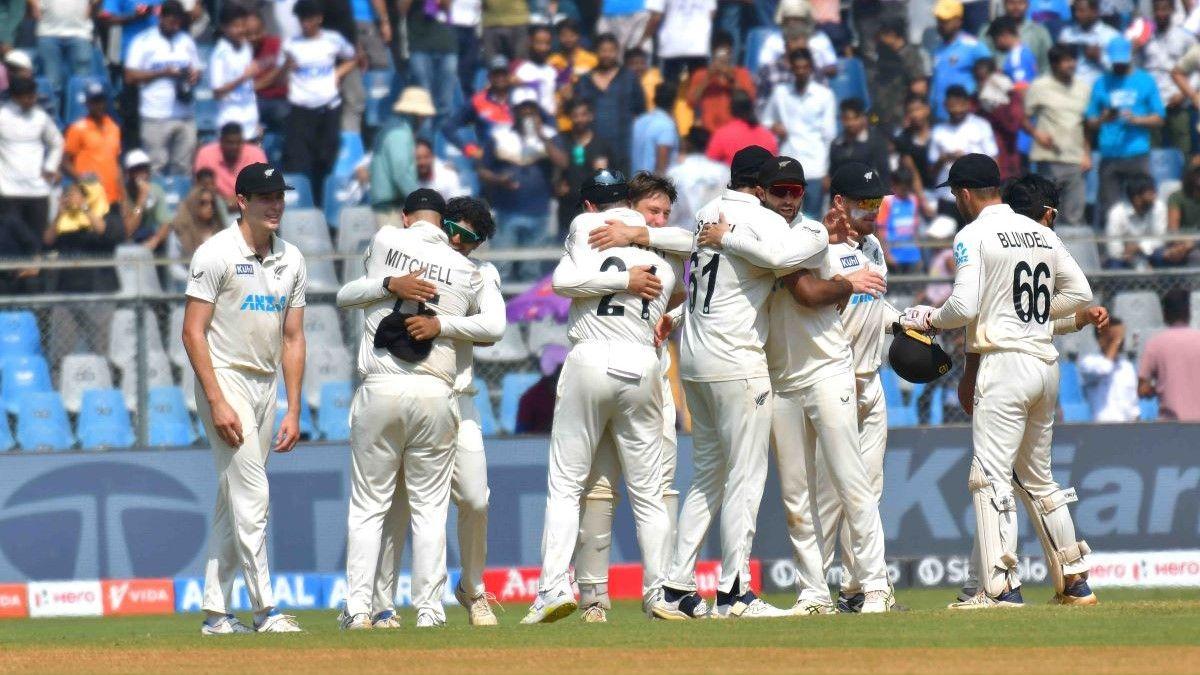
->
[685,41,755,131]
[62,83,122,203]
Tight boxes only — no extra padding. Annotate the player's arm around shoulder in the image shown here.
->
[552,217,632,298]
[437,261,506,343]
[713,208,828,273]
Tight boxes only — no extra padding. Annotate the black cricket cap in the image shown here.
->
[374,301,437,362]
[830,162,888,199]
[888,324,953,384]
[758,155,807,187]
[580,169,628,205]
[235,163,294,195]
[730,145,774,183]
[403,188,446,215]
[936,153,1002,189]
[84,81,107,101]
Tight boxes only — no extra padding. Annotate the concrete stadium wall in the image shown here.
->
[0,423,1196,582]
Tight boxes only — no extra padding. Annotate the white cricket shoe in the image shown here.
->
[371,610,401,629]
[200,614,253,636]
[255,612,303,633]
[948,587,1025,610]
[790,598,836,616]
[455,584,500,626]
[651,591,709,621]
[338,610,372,631]
[711,592,789,619]
[416,610,446,628]
[860,589,895,614]
[520,590,577,624]
[581,604,607,623]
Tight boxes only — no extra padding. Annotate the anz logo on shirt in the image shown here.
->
[240,294,288,313]
[848,293,876,306]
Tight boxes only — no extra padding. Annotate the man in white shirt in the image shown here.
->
[511,24,558,118]
[1079,318,1139,422]
[33,0,96,88]
[181,163,308,635]
[1057,0,1119,84]
[416,139,468,198]
[666,127,728,229]
[760,48,836,218]
[0,77,62,252]
[123,0,202,175]
[650,0,716,83]
[929,84,998,219]
[901,154,1097,609]
[1104,175,1166,268]
[334,188,485,629]
[211,4,261,140]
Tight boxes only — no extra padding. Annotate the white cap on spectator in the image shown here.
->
[4,50,32,71]
[511,87,539,108]
[124,149,151,170]
[775,0,812,23]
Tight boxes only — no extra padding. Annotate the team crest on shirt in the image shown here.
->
[273,264,288,278]
[954,242,969,265]
[840,255,860,269]
[235,264,254,276]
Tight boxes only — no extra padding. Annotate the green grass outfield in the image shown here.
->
[2,588,1199,674]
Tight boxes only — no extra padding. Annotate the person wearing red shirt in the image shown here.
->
[705,90,778,165]
[193,123,268,206]
[245,11,288,135]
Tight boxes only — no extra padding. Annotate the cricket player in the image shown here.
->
[657,147,829,620]
[182,163,308,635]
[369,196,506,627]
[336,188,485,628]
[522,170,683,624]
[697,160,896,615]
[899,155,1096,608]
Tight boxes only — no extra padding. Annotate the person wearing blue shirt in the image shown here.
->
[630,83,679,176]
[988,17,1037,86]
[100,0,163,61]
[930,0,992,121]
[1086,36,1165,230]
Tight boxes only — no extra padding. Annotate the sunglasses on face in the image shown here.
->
[851,197,884,211]
[443,218,482,243]
[768,184,805,198]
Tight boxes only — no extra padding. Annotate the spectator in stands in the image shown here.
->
[707,88,776,165]
[1163,164,1200,266]
[651,0,715,84]
[686,40,755,133]
[406,0,459,136]
[1078,318,1140,423]
[893,93,937,195]
[596,0,654,54]
[140,184,221,253]
[1023,45,1090,227]
[193,123,268,208]
[119,149,168,243]
[757,0,837,84]
[555,98,613,233]
[481,0,529,61]
[549,18,596,88]
[281,0,356,208]
[351,0,391,73]
[828,97,890,188]
[33,0,97,89]
[62,82,122,204]
[245,10,288,135]
[762,47,835,216]
[44,182,105,251]
[210,5,260,141]
[447,0,481,99]
[1104,175,1165,269]
[575,33,644,174]
[1139,288,1200,421]
[416,138,467,198]
[972,57,1023,180]
[124,0,201,176]
[449,55,513,161]
[319,0,364,135]
[513,25,558,118]
[2,49,32,84]
[100,0,163,147]
[1170,16,1200,138]
[1143,0,1193,153]
[929,0,991,121]
[1086,36,1164,230]
[978,0,1052,71]
[667,126,728,228]
[930,84,998,219]
[369,86,431,226]
[624,47,662,114]
[1058,0,1119,83]
[0,78,62,255]
[877,166,924,274]
[516,345,567,433]
[987,17,1036,88]
[631,82,678,175]
[866,17,929,134]
[192,167,231,224]
[757,21,809,104]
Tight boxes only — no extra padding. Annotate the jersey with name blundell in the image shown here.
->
[827,234,896,376]
[555,207,680,347]
[930,203,1092,362]
[185,225,308,376]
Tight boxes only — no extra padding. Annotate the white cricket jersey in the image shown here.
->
[764,216,852,393]
[185,225,308,376]
[553,207,681,348]
[126,28,202,120]
[210,37,259,138]
[930,203,1092,363]
[337,222,485,384]
[281,29,355,109]
[440,260,506,394]
[828,235,895,376]
[681,190,828,382]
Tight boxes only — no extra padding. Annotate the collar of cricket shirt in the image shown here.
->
[232,223,283,261]
[410,219,451,245]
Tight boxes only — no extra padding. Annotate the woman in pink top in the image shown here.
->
[1138,288,1200,421]
[706,90,778,165]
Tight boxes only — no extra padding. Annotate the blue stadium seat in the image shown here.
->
[77,388,135,450]
[828,58,871,109]
[743,26,779,71]
[34,76,60,124]
[194,93,219,139]
[2,355,52,414]
[316,381,352,441]
[364,69,396,128]
[928,385,945,426]
[17,391,73,451]
[147,386,196,446]
[283,173,314,208]
[63,75,113,124]
[334,131,364,178]
[156,175,192,213]
[1061,401,1092,423]
[1149,148,1184,188]
[879,367,903,408]
[1140,397,1159,421]
[322,173,362,228]
[1059,361,1084,405]
[261,132,285,166]
[0,311,41,359]
[0,413,13,451]
[472,378,498,436]
[498,371,540,434]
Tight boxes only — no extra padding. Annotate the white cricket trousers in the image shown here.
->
[537,342,671,604]
[345,374,459,619]
[971,350,1086,595]
[197,368,278,615]
[772,372,890,603]
[815,372,888,593]
[667,376,773,596]
[372,392,490,612]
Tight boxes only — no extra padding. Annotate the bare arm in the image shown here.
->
[276,306,305,452]
[784,269,852,308]
[182,298,244,447]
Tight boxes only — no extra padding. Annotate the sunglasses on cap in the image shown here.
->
[768,184,805,198]
[851,197,884,211]
[443,219,482,243]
